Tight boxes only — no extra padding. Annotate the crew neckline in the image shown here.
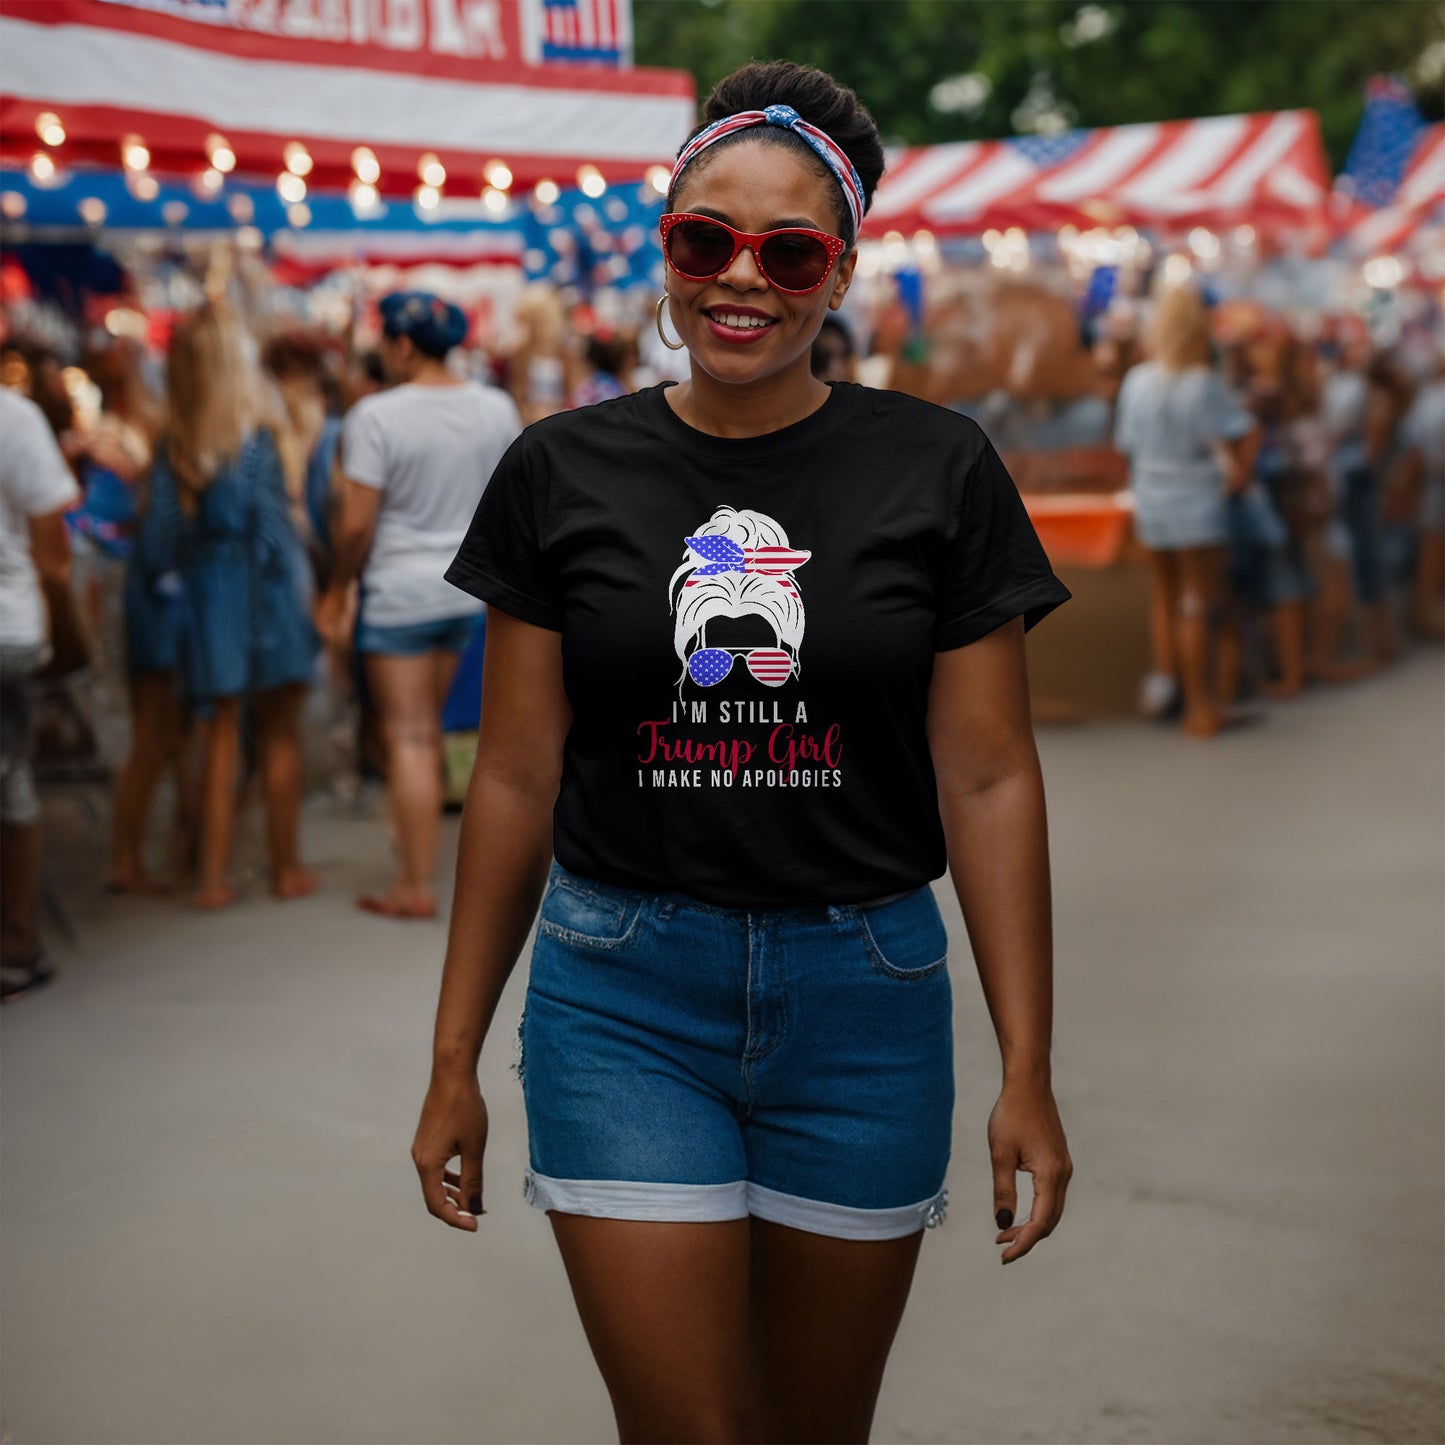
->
[643,380,857,459]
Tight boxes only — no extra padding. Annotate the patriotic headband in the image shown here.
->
[668,103,865,239]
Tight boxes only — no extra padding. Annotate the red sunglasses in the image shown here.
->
[659,213,848,295]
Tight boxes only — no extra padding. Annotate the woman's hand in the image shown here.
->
[314,582,356,651]
[412,1068,490,1233]
[988,1079,1073,1264]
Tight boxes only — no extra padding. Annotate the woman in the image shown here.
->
[1114,285,1258,737]
[149,304,319,909]
[412,62,1074,1443]
[317,293,521,919]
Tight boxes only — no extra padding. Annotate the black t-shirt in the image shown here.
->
[446,381,1070,907]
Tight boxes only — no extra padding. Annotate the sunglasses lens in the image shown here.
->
[745,649,793,686]
[687,648,735,686]
[759,232,832,291]
[666,219,735,279]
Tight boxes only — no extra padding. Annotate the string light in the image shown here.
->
[277,172,307,204]
[121,135,150,171]
[645,165,671,195]
[206,134,236,173]
[35,112,65,147]
[415,184,440,211]
[578,164,606,198]
[349,180,380,213]
[78,197,107,226]
[162,200,189,227]
[1,192,27,220]
[286,202,312,229]
[533,178,560,205]
[29,152,56,183]
[128,173,159,202]
[352,147,380,184]
[418,153,446,188]
[284,142,313,177]
[482,186,509,214]
[197,168,225,196]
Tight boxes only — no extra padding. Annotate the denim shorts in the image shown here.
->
[516,862,954,1240]
[354,611,479,656]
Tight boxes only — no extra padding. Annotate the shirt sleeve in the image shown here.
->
[340,399,387,490]
[444,431,562,631]
[933,439,1073,652]
[6,396,79,516]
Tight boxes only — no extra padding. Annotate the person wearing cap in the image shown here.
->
[319,292,521,919]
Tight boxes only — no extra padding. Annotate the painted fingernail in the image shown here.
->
[996,1208,1013,1229]
[469,1195,483,1215]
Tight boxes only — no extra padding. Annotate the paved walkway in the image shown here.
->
[3,653,1442,1444]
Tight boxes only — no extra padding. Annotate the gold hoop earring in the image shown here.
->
[655,293,685,352]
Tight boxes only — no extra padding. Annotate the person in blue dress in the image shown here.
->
[149,304,320,909]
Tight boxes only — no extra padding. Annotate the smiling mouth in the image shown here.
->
[704,309,779,332]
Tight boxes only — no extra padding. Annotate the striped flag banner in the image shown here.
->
[863,111,1330,238]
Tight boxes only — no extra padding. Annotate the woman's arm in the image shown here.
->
[315,478,380,645]
[411,608,571,1231]
[926,616,1072,1264]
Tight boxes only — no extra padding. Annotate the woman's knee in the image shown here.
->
[379,711,440,751]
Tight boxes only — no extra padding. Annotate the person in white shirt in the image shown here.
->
[318,293,521,919]
[0,387,80,1001]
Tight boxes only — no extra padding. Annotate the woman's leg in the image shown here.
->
[748,1218,926,1445]
[549,1215,761,1444]
[253,682,318,899]
[195,697,241,909]
[363,651,447,910]
[107,671,178,892]
[1176,545,1228,737]
[1414,526,1445,639]
[1265,599,1308,699]
[1146,548,1180,680]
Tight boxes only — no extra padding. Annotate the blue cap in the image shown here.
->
[378,291,468,356]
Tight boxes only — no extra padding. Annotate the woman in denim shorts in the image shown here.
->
[412,62,1075,1443]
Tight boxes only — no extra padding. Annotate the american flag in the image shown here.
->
[1340,75,1426,207]
[534,0,630,66]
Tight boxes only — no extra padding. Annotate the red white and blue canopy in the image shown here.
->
[0,0,694,197]
[863,111,1331,239]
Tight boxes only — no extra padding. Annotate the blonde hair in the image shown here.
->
[164,303,258,492]
[1149,285,1212,371]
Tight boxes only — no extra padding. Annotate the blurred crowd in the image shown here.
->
[0,267,1441,998]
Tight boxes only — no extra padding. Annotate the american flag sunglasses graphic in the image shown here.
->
[686,648,796,688]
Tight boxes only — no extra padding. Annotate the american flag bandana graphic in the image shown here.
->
[683,535,812,577]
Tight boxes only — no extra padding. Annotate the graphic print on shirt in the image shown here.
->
[636,505,844,792]
[668,505,810,693]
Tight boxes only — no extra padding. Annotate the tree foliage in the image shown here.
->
[634,0,1444,168]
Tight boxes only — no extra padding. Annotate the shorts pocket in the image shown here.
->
[538,874,647,951]
[857,887,948,981]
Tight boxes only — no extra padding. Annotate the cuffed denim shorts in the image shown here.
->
[516,861,954,1241]
[354,611,479,657]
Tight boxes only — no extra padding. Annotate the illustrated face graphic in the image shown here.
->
[669,506,811,691]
